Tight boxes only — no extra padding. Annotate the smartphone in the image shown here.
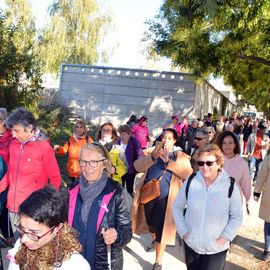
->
[155,141,163,151]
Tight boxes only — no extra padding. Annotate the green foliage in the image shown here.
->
[36,0,113,74]
[213,106,218,120]
[28,102,99,184]
[0,13,42,112]
[147,0,270,113]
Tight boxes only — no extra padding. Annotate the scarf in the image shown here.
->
[73,132,86,142]
[79,173,108,226]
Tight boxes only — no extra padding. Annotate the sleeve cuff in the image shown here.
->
[253,192,261,198]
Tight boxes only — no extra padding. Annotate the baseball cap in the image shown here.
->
[172,115,179,120]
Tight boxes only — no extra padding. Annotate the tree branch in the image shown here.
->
[232,53,270,66]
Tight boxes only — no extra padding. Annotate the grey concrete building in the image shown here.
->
[59,64,238,136]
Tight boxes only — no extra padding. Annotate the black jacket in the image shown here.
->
[68,178,132,270]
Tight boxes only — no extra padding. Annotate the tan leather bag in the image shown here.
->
[140,152,175,204]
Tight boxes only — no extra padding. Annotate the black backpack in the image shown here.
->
[183,173,235,215]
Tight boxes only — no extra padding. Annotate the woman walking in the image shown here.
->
[214,131,252,206]
[54,120,93,182]
[68,143,132,269]
[173,144,242,270]
[131,128,192,270]
[7,185,90,269]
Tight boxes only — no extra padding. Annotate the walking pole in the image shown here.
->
[107,244,111,270]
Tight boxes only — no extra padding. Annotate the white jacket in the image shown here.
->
[7,240,90,270]
[172,170,243,255]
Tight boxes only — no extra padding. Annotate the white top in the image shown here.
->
[7,240,90,270]
[120,141,127,152]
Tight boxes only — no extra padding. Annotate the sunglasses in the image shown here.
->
[195,137,205,141]
[197,161,215,167]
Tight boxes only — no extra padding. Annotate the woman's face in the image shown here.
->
[172,118,178,125]
[197,153,221,179]
[75,123,85,137]
[141,120,148,127]
[208,129,215,140]
[19,215,56,251]
[162,131,177,151]
[119,132,130,144]
[222,136,235,157]
[101,125,113,141]
[80,149,106,184]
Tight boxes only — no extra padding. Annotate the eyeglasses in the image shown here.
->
[195,137,205,141]
[15,224,55,242]
[197,161,215,167]
[79,159,106,168]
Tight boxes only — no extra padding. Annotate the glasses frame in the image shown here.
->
[15,224,56,242]
[79,159,106,168]
[197,161,215,167]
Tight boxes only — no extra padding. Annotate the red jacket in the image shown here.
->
[0,131,61,213]
[0,128,13,162]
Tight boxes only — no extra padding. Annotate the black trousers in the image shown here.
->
[184,242,228,270]
[144,197,167,243]
[122,173,136,196]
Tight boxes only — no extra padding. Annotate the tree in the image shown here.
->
[0,14,42,112]
[3,0,36,54]
[37,0,113,74]
[147,0,270,114]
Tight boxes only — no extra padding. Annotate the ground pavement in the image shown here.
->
[1,188,267,270]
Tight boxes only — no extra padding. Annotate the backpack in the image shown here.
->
[183,173,235,215]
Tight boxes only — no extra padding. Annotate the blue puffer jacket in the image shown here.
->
[68,178,132,270]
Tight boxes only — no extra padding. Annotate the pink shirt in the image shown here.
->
[174,124,181,134]
[179,121,189,135]
[132,124,149,149]
[223,154,252,203]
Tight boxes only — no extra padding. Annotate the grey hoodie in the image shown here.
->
[172,169,243,255]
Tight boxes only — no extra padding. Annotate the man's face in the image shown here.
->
[11,124,34,143]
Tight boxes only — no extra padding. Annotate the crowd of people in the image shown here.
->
[0,107,270,270]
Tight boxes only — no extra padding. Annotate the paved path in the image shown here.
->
[1,188,266,270]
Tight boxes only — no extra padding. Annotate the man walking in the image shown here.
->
[247,122,269,186]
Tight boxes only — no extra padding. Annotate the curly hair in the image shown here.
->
[214,131,240,155]
[15,222,82,270]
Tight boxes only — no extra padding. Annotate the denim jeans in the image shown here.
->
[249,156,263,182]
[264,222,270,251]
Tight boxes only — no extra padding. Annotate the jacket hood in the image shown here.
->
[36,129,48,141]
[0,128,12,142]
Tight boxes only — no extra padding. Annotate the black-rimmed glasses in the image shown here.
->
[15,224,55,242]
[79,159,106,168]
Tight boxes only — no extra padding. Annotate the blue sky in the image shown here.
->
[27,0,167,70]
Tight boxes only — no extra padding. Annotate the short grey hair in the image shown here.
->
[195,129,209,139]
[0,108,7,121]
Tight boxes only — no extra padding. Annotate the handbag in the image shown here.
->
[140,152,174,204]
